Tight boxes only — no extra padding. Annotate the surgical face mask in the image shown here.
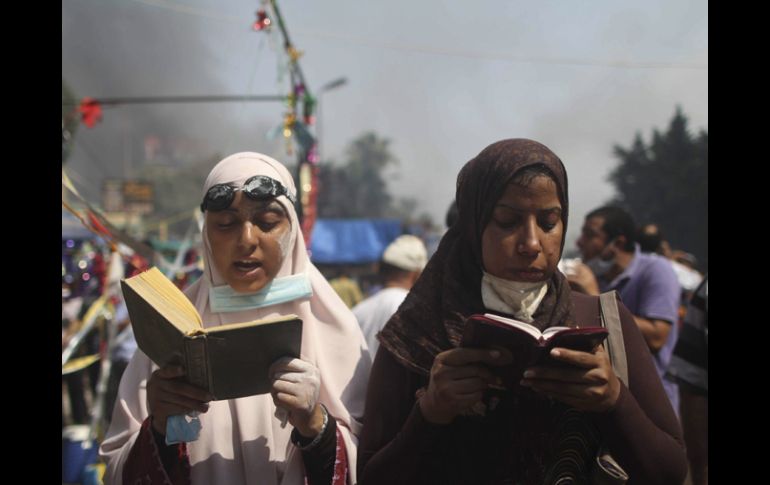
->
[584,238,617,277]
[209,272,312,312]
[584,257,615,277]
[481,272,548,323]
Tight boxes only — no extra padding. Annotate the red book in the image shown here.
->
[461,313,609,387]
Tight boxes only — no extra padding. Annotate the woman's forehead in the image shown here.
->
[489,179,561,213]
[504,175,559,196]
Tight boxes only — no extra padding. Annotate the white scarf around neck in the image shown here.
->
[481,271,548,322]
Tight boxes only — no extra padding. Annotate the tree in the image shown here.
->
[318,132,398,218]
[608,107,708,270]
[316,132,436,226]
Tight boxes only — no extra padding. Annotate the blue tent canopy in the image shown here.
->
[309,219,403,264]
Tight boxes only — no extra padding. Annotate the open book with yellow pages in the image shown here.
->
[121,267,302,400]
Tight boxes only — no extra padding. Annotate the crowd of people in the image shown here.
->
[63,141,706,485]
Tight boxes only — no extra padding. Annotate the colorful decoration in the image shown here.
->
[286,92,297,110]
[253,0,319,244]
[283,112,296,138]
[302,93,316,125]
[87,210,112,239]
[78,97,102,128]
[287,46,303,63]
[307,144,319,164]
[292,121,314,154]
[283,112,296,154]
[252,9,272,31]
[299,147,320,247]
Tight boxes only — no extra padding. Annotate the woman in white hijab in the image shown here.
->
[100,153,371,485]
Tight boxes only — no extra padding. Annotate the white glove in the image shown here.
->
[268,357,321,429]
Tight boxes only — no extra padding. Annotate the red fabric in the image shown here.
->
[331,426,348,485]
[303,425,348,485]
[123,417,191,485]
[87,211,112,238]
[90,251,107,294]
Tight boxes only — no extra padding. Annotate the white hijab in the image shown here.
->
[101,152,371,485]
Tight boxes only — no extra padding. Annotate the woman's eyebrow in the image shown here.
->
[541,207,563,214]
[252,200,287,215]
[495,203,562,213]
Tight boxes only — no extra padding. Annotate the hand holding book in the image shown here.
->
[460,313,608,389]
[124,267,308,444]
[268,357,324,436]
[147,364,212,437]
[122,267,303,400]
[519,344,622,412]
[417,347,512,424]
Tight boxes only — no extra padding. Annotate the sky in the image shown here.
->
[62,0,707,250]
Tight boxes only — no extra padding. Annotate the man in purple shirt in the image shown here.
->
[571,206,682,416]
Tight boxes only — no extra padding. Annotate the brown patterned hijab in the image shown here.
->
[379,139,576,375]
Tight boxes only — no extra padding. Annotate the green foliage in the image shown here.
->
[316,131,436,227]
[608,107,708,269]
[318,132,399,219]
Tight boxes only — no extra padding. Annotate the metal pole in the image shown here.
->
[61,95,287,107]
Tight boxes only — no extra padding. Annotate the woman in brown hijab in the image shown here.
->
[357,139,686,484]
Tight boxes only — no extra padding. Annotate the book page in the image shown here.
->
[482,313,543,339]
[541,326,573,339]
[129,267,202,334]
[206,314,301,333]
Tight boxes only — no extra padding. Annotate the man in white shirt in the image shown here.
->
[353,235,428,359]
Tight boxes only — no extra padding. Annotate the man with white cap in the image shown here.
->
[353,235,428,359]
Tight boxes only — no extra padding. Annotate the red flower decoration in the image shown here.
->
[78,97,102,128]
[252,9,271,31]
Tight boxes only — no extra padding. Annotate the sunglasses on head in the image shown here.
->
[200,175,296,212]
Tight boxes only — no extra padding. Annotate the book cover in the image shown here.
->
[121,267,303,400]
[461,313,608,386]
